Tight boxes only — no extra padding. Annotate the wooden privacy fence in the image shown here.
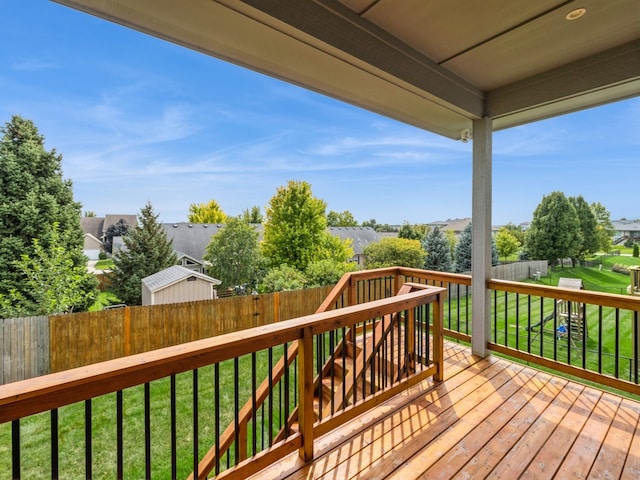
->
[0,316,49,385]
[1,287,332,383]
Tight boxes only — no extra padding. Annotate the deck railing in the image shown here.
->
[0,272,445,479]
[488,279,640,396]
[2,267,638,478]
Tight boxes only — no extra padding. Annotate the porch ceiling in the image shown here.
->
[53,0,640,140]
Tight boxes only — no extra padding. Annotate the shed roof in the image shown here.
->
[142,265,221,293]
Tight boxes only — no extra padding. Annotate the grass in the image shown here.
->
[0,350,297,479]
[93,259,114,270]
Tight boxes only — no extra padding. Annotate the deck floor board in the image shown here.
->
[249,341,640,480]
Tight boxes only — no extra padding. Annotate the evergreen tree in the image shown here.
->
[111,202,177,305]
[452,222,499,273]
[453,223,473,273]
[0,115,94,308]
[422,226,452,272]
[239,206,263,224]
[525,191,581,266]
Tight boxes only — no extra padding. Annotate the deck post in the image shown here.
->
[471,117,493,357]
[298,326,315,462]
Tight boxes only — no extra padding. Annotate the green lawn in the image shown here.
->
[0,350,296,479]
[93,259,114,270]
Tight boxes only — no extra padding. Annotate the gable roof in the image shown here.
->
[328,227,382,255]
[80,214,138,242]
[162,223,224,261]
[80,217,105,240]
[142,265,221,293]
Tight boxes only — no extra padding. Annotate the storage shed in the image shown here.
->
[141,265,221,306]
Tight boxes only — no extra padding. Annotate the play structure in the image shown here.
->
[528,278,586,347]
[628,266,640,296]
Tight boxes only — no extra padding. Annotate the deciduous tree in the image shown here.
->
[0,223,98,316]
[591,202,615,253]
[525,191,581,266]
[188,199,227,224]
[495,227,521,260]
[364,237,426,269]
[398,222,429,241]
[111,202,177,305]
[569,195,599,264]
[327,210,358,227]
[204,217,264,292]
[262,180,328,271]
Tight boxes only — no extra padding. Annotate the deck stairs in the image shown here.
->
[192,282,423,479]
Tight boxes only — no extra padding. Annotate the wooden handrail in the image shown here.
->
[488,279,640,311]
[0,288,443,425]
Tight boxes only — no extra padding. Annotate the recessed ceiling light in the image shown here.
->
[566,8,587,20]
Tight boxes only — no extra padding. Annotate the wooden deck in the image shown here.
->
[250,341,640,480]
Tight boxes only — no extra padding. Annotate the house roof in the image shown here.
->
[612,220,640,232]
[162,223,226,261]
[102,214,137,236]
[328,226,382,255]
[54,0,639,140]
[80,214,137,241]
[80,217,105,239]
[142,265,221,293]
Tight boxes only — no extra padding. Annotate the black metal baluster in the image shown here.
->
[170,376,177,480]
[117,391,123,480]
[12,419,20,480]
[598,307,603,374]
[144,383,151,480]
[504,291,509,347]
[515,293,520,350]
[234,357,240,461]
[251,352,257,457]
[268,347,273,446]
[214,363,220,475]
[634,311,639,384]
[85,399,92,479]
[193,370,198,479]
[330,329,335,415]
[283,343,290,438]
[615,309,620,378]
[51,409,58,480]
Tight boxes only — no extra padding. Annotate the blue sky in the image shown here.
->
[2,1,639,226]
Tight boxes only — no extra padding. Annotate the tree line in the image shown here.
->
[0,115,622,316]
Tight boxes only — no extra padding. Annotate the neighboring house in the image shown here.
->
[163,223,382,267]
[141,265,221,306]
[80,214,137,256]
[328,227,382,266]
[612,220,640,244]
[82,233,103,260]
[428,218,472,238]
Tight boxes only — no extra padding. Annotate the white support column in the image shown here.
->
[471,117,492,357]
